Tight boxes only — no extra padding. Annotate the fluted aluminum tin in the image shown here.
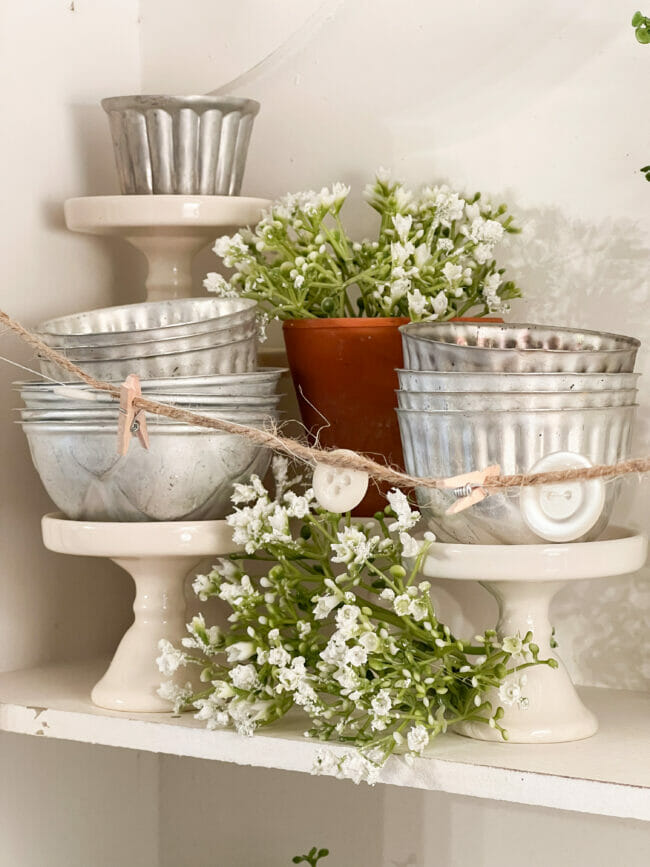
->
[37,334,257,382]
[18,399,281,421]
[47,320,257,362]
[37,297,257,347]
[20,413,276,522]
[400,322,640,373]
[19,391,283,411]
[396,388,638,412]
[101,95,260,196]
[396,405,636,545]
[15,368,286,399]
[397,369,641,393]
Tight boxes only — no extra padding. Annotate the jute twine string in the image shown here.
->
[2,307,649,494]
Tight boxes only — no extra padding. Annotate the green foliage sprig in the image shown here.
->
[157,461,555,785]
[204,172,522,325]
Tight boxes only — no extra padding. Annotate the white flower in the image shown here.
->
[408,598,428,622]
[283,489,314,519]
[386,489,420,532]
[312,749,340,778]
[156,639,186,677]
[371,689,392,718]
[498,679,523,707]
[380,588,395,601]
[268,646,291,668]
[473,243,493,264]
[437,237,454,253]
[442,262,463,283]
[312,593,340,620]
[335,604,361,638]
[359,631,380,652]
[192,572,214,601]
[431,290,448,317]
[345,645,368,667]
[399,532,421,558]
[226,641,256,663]
[331,526,378,567]
[229,664,259,691]
[211,680,235,700]
[157,680,193,713]
[393,213,413,242]
[414,244,430,268]
[203,272,239,298]
[502,634,523,655]
[231,475,267,505]
[406,724,430,754]
[406,287,429,318]
[469,217,504,245]
[391,240,416,266]
[393,594,411,617]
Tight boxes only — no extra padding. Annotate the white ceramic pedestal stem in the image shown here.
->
[457,578,597,743]
[126,234,206,301]
[91,555,200,712]
[422,528,647,744]
[42,514,238,713]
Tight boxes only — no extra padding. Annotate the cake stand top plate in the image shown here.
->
[64,195,271,236]
[42,512,239,558]
[422,526,647,582]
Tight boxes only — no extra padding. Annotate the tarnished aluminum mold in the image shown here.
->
[396,369,640,393]
[396,388,638,412]
[396,404,636,545]
[101,95,260,196]
[37,297,256,346]
[400,322,640,373]
[37,334,257,382]
[20,413,276,522]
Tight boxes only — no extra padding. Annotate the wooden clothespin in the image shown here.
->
[440,464,501,514]
[117,374,149,456]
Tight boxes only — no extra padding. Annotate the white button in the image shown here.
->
[520,451,606,543]
[312,450,369,513]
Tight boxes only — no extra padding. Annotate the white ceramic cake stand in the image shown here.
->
[421,527,647,743]
[64,195,270,302]
[42,513,239,712]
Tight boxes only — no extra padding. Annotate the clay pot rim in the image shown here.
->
[283,317,409,331]
[283,316,502,331]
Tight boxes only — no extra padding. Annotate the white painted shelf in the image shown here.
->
[0,661,648,821]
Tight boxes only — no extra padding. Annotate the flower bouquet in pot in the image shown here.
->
[204,171,523,513]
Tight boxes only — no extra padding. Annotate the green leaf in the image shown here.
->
[632,10,643,25]
[636,25,650,42]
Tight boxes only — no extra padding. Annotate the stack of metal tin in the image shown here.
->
[396,321,640,544]
[17,297,282,522]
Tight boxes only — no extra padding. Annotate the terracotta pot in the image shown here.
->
[282,316,502,515]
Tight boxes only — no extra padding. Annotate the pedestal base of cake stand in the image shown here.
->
[421,528,647,743]
[42,513,239,712]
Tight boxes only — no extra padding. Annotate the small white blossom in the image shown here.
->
[386,489,420,532]
[312,593,340,620]
[230,664,259,691]
[407,724,430,754]
[502,635,523,655]
[226,641,256,663]
[156,639,186,677]
[331,526,379,567]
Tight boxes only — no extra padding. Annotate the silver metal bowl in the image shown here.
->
[397,369,641,393]
[37,334,257,382]
[396,405,636,544]
[16,368,286,398]
[101,95,260,196]
[20,415,275,522]
[47,320,258,362]
[18,399,281,421]
[396,388,638,412]
[37,297,257,347]
[19,391,283,411]
[400,322,640,373]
